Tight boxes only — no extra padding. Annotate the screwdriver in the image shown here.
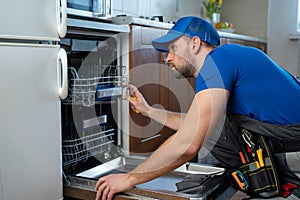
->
[239,151,246,164]
[132,96,140,113]
[239,146,249,164]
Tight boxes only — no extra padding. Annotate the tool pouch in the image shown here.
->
[230,129,281,198]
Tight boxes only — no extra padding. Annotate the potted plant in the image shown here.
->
[202,0,223,25]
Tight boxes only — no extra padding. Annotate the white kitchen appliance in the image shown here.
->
[0,0,67,199]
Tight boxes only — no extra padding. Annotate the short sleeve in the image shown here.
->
[196,48,237,93]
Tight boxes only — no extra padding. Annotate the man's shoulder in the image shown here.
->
[217,43,248,50]
[213,43,261,58]
[210,44,244,56]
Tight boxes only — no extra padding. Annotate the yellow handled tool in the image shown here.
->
[257,148,264,167]
[132,97,140,113]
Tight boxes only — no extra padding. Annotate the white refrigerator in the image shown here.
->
[0,0,67,199]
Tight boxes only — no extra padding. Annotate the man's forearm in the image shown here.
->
[148,106,186,130]
[127,132,197,186]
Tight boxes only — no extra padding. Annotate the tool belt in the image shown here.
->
[229,128,280,198]
[206,112,300,198]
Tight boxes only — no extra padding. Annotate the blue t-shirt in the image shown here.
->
[196,44,300,125]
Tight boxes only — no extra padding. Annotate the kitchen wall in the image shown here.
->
[112,0,203,22]
[222,0,299,76]
[268,0,300,76]
[220,0,268,38]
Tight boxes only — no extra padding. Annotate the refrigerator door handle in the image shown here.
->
[57,0,67,38]
[103,0,107,17]
[57,48,68,99]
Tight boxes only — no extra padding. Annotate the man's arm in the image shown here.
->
[95,88,229,200]
[127,88,228,181]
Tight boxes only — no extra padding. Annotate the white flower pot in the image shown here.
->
[212,13,220,26]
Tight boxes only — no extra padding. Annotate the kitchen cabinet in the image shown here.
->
[220,33,267,53]
[129,25,195,154]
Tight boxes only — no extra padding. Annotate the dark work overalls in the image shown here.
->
[206,112,300,199]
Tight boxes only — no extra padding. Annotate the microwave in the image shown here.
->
[67,0,112,19]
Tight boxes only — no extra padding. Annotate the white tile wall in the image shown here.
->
[112,0,203,22]
[123,0,138,14]
[138,0,151,17]
[113,0,123,11]
[150,0,177,21]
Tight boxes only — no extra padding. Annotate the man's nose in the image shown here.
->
[166,52,173,63]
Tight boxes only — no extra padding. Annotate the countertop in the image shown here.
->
[111,16,267,44]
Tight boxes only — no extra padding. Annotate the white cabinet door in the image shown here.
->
[0,43,63,200]
[0,0,66,40]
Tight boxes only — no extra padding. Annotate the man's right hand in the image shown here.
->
[127,84,151,116]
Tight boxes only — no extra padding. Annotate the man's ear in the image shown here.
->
[192,36,202,53]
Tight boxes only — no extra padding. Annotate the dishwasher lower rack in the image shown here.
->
[64,156,228,200]
[62,126,117,168]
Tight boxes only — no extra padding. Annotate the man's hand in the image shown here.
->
[127,85,151,116]
[95,173,134,200]
[127,84,186,130]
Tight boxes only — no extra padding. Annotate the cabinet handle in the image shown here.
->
[141,134,161,143]
[57,48,68,99]
[57,0,67,38]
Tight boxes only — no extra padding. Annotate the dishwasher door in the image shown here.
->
[64,155,228,200]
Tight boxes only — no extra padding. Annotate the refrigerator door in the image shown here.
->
[0,0,66,40]
[0,43,63,200]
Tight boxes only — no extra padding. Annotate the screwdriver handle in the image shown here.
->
[132,97,140,113]
[239,151,246,164]
[257,148,264,167]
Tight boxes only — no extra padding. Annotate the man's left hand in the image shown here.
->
[95,173,134,200]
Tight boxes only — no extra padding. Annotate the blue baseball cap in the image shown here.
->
[152,16,220,52]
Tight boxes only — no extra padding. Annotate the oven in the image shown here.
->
[60,16,228,200]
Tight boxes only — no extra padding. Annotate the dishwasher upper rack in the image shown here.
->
[63,65,129,106]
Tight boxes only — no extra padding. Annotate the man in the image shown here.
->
[95,16,300,200]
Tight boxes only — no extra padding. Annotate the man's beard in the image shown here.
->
[174,53,197,79]
[173,64,195,79]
